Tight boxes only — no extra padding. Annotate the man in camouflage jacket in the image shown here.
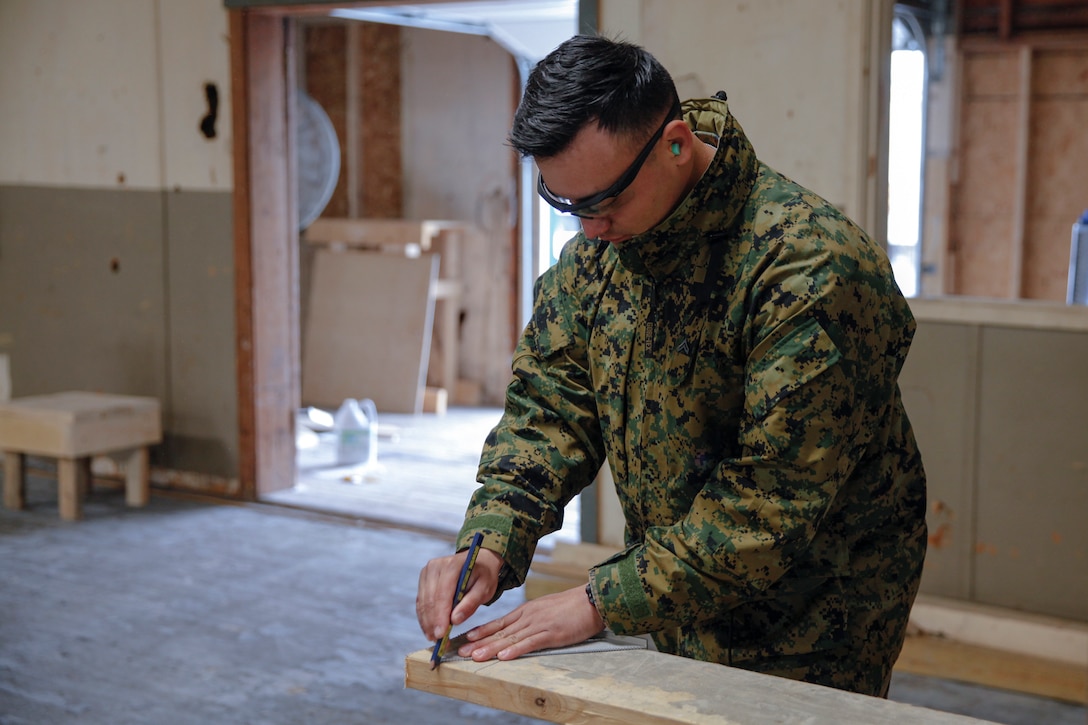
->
[417,35,927,698]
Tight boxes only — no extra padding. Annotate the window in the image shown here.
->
[887,9,928,297]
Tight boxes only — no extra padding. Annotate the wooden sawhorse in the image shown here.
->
[0,391,162,521]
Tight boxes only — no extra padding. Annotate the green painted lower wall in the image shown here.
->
[0,184,238,480]
[901,313,1088,622]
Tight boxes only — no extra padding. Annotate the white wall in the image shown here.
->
[0,0,232,191]
[0,0,238,479]
[400,28,520,401]
[590,0,895,543]
[400,28,516,223]
[158,1,234,191]
[599,0,891,234]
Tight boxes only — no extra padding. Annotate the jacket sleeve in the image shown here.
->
[456,245,606,591]
[589,207,907,635]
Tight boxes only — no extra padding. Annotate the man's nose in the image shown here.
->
[580,216,610,240]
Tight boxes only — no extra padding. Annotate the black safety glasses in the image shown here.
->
[537,100,681,218]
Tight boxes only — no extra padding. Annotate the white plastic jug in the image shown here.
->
[333,398,378,468]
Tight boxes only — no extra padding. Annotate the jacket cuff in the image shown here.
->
[589,549,651,635]
[457,515,529,600]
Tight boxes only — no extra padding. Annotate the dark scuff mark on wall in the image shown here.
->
[200,82,219,139]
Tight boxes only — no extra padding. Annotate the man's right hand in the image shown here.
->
[416,545,504,641]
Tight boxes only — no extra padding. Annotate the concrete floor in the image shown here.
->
[2,474,1085,724]
[0,477,546,725]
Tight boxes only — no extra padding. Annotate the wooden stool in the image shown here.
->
[0,392,162,521]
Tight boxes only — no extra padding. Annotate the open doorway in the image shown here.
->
[244,2,580,546]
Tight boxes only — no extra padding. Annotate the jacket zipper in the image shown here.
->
[637,278,659,530]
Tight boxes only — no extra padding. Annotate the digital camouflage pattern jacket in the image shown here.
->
[457,95,927,697]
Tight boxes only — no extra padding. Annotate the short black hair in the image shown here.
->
[509,35,680,159]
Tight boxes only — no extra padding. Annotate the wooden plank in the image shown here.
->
[124,447,151,507]
[429,280,461,391]
[422,386,447,415]
[304,217,466,250]
[998,0,1014,40]
[405,648,992,724]
[1008,45,1032,298]
[908,297,1088,332]
[231,8,300,499]
[536,542,624,571]
[901,595,1088,704]
[0,353,10,402]
[229,7,257,500]
[427,229,463,391]
[910,595,1088,669]
[524,574,577,600]
[301,249,437,414]
[345,22,360,218]
[305,219,471,393]
[526,542,625,599]
[898,633,1086,705]
[3,451,26,510]
[57,457,82,521]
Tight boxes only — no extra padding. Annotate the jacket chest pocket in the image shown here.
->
[663,326,700,386]
[657,296,712,387]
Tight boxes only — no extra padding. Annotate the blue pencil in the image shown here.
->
[430,531,484,669]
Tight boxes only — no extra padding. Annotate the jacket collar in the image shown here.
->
[611,94,759,279]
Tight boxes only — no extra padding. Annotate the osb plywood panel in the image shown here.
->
[1033,47,1088,94]
[962,49,1022,96]
[302,250,437,414]
[303,21,401,220]
[951,44,1088,300]
[1023,50,1088,300]
[304,24,349,218]
[1025,98,1088,298]
[359,22,401,218]
[950,91,1019,296]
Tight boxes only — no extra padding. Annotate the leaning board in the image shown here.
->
[302,250,438,414]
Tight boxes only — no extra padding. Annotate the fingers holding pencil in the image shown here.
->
[416,534,505,662]
[430,533,483,668]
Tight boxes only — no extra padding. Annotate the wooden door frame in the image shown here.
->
[228,1,553,499]
[229,1,462,499]
[230,7,302,499]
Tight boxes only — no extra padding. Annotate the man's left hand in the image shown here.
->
[458,584,605,662]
